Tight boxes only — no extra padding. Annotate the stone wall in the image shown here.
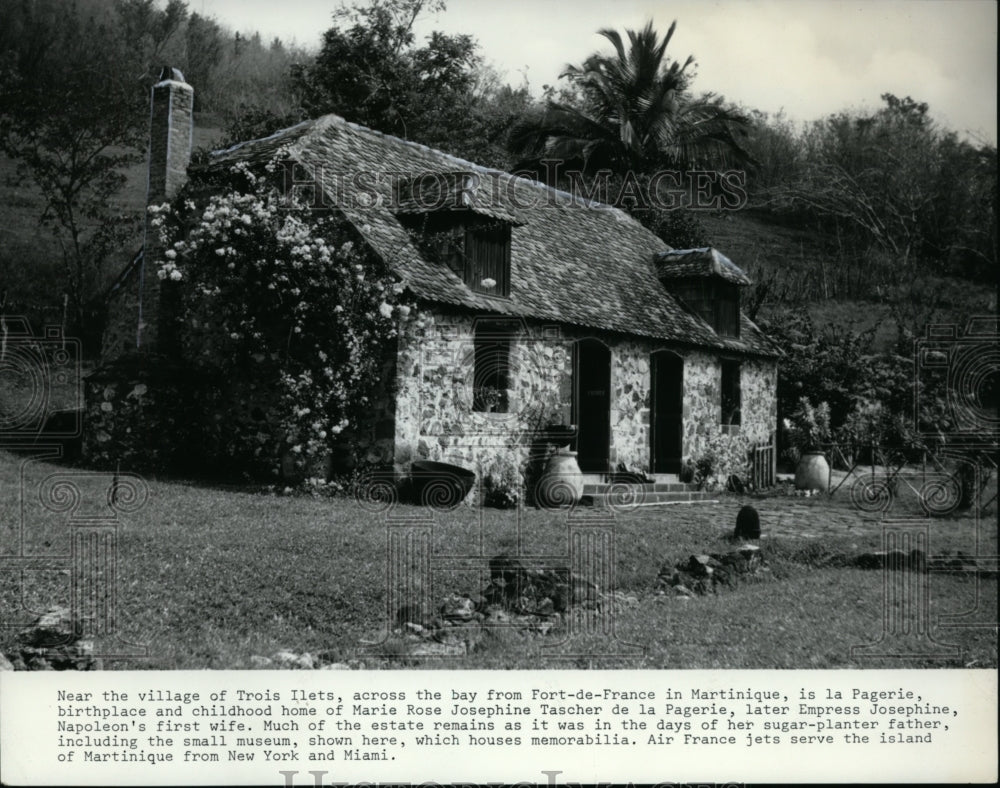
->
[391,306,778,496]
[392,309,572,496]
[608,339,651,473]
[682,351,778,478]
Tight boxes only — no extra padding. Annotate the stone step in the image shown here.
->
[585,490,717,506]
[582,482,701,494]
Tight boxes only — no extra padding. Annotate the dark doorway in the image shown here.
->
[574,339,611,473]
[651,351,684,474]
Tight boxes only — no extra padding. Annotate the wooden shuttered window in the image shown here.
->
[671,279,740,338]
[403,213,512,298]
[465,223,511,297]
[714,283,740,338]
[721,359,742,426]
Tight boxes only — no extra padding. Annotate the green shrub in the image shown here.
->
[480,455,523,509]
[84,150,415,481]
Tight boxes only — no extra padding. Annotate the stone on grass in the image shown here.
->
[395,603,424,628]
[0,652,14,671]
[295,652,317,670]
[854,549,926,571]
[272,650,300,667]
[17,606,76,648]
[483,605,509,623]
[658,546,768,596]
[440,594,476,621]
[734,504,761,540]
[16,607,94,670]
[249,655,273,668]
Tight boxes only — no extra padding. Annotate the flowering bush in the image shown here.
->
[833,397,922,464]
[691,429,751,491]
[480,454,523,509]
[783,397,831,463]
[149,153,411,478]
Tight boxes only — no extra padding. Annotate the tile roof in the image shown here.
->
[394,170,522,225]
[206,114,778,358]
[656,247,753,286]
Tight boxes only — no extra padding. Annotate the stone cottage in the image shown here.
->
[100,69,780,489]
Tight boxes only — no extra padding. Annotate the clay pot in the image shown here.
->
[795,451,830,492]
[537,450,584,507]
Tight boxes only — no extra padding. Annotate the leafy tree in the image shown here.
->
[769,94,997,282]
[509,21,750,178]
[0,0,187,345]
[181,11,225,109]
[742,108,804,201]
[288,0,526,167]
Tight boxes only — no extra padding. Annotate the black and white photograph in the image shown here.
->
[0,0,997,784]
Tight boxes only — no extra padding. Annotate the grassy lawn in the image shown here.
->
[0,448,995,670]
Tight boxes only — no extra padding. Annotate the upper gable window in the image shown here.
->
[714,282,740,338]
[404,215,512,298]
[670,280,740,338]
[656,248,748,339]
[395,171,517,299]
[465,222,511,297]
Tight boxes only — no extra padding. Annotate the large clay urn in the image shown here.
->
[795,451,830,492]
[538,449,585,507]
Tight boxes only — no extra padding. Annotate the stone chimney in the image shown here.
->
[138,66,193,351]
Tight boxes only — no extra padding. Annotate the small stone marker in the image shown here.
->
[734,504,761,540]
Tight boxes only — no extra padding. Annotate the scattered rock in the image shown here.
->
[440,594,476,621]
[482,605,509,623]
[409,641,467,657]
[17,607,77,648]
[295,652,317,670]
[0,652,15,671]
[367,554,613,663]
[16,607,94,670]
[395,603,425,628]
[271,650,302,667]
[485,555,599,614]
[248,655,273,668]
[319,662,351,670]
[658,547,767,596]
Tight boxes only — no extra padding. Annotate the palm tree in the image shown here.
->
[510,21,750,178]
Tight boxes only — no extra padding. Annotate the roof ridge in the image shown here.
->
[210,118,316,159]
[208,112,652,229]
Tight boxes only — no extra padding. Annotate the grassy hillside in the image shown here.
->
[0,117,225,336]
[698,210,995,350]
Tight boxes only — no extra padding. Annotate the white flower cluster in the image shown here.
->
[151,148,412,477]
